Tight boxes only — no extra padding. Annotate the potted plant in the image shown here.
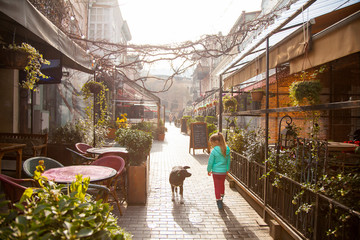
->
[289,66,326,106]
[250,89,264,102]
[223,95,238,113]
[47,121,85,166]
[0,174,131,239]
[0,43,50,90]
[155,125,167,141]
[115,128,153,205]
[289,80,322,106]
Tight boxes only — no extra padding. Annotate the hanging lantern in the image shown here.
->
[280,125,296,148]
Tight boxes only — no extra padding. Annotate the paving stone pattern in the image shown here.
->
[116,124,272,240]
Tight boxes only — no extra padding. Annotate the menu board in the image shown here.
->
[189,122,209,155]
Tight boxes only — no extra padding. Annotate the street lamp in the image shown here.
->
[276,115,296,168]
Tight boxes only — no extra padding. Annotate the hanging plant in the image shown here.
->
[81,80,109,129]
[223,95,238,112]
[289,66,326,106]
[289,80,322,106]
[250,89,264,102]
[1,43,50,90]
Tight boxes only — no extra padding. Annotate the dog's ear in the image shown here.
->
[183,166,190,169]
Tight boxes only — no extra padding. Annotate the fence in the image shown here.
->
[230,146,360,240]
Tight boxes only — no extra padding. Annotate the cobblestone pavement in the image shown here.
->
[116,123,272,240]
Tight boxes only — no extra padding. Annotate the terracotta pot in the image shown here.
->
[251,91,264,102]
[127,163,148,205]
[107,128,117,140]
[157,133,165,141]
[0,48,30,69]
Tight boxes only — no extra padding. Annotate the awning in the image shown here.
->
[0,0,94,74]
[222,0,360,89]
[290,10,360,73]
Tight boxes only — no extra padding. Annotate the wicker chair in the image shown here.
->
[0,174,37,209]
[66,148,95,165]
[23,156,64,178]
[91,155,126,215]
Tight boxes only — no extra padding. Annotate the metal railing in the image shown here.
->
[229,147,360,239]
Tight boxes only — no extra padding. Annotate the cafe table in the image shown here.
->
[0,143,26,178]
[86,147,128,155]
[42,165,117,184]
[327,142,357,152]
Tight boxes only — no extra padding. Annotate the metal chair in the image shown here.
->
[23,156,64,178]
[91,155,126,215]
[66,148,95,165]
[0,174,37,209]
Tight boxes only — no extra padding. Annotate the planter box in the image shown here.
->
[47,143,74,166]
[127,158,149,205]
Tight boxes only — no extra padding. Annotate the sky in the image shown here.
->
[119,0,263,45]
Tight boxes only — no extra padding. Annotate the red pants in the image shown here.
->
[212,174,226,200]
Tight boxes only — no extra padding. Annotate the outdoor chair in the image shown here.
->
[0,174,37,209]
[66,148,96,165]
[75,143,93,157]
[23,156,64,178]
[90,155,126,215]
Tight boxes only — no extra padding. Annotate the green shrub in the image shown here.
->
[0,175,132,239]
[205,116,217,124]
[116,128,153,166]
[130,121,155,134]
[195,116,204,122]
[207,124,217,139]
[50,121,84,144]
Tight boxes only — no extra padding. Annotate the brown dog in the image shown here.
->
[169,166,192,204]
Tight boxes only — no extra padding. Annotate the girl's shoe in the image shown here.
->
[216,200,223,210]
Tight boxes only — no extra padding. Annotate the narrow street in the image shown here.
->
[117,123,272,240]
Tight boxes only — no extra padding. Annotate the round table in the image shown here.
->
[86,147,128,155]
[42,165,117,184]
[328,142,357,152]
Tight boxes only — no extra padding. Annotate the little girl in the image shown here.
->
[207,132,231,210]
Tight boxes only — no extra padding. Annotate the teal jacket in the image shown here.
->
[207,146,231,173]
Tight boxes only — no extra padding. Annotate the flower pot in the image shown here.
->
[157,133,165,141]
[0,48,30,69]
[87,82,102,94]
[251,91,264,102]
[107,128,117,140]
[127,163,148,205]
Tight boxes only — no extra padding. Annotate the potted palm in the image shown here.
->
[115,128,153,205]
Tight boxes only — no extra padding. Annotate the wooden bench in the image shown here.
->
[0,133,48,176]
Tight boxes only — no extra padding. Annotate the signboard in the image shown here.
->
[189,122,209,155]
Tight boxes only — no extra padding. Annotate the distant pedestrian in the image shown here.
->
[169,113,174,125]
[207,132,231,210]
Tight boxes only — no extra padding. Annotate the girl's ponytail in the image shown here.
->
[210,132,227,157]
[217,132,227,157]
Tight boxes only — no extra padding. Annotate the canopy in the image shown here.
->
[0,0,94,74]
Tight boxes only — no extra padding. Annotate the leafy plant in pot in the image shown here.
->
[115,128,153,205]
[0,43,50,90]
[223,95,238,113]
[289,66,326,106]
[48,121,85,166]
